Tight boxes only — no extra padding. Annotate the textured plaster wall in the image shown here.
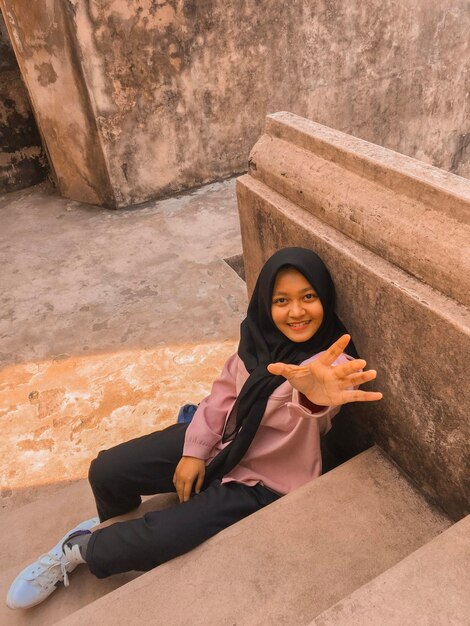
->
[0,1,116,205]
[0,12,48,192]
[1,0,470,207]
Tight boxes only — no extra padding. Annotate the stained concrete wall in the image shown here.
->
[1,1,469,207]
[0,2,115,205]
[237,113,470,521]
[0,11,48,192]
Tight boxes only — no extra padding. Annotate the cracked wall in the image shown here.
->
[1,0,469,206]
[0,11,48,193]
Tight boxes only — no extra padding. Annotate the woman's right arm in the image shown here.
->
[173,353,239,502]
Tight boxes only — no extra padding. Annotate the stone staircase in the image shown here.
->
[0,479,183,625]
[311,514,470,626]
[3,445,462,625]
[0,479,138,625]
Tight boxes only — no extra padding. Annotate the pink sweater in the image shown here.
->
[183,351,351,495]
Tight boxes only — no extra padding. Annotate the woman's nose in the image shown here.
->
[290,300,306,317]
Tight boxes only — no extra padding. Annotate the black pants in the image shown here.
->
[86,423,281,578]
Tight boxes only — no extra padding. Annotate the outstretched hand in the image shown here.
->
[267,334,383,407]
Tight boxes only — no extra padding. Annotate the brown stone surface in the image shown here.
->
[1,1,470,206]
[0,12,48,192]
[312,515,470,626]
[0,178,246,511]
[0,1,114,205]
[0,341,236,511]
[248,112,470,307]
[237,171,470,520]
[0,179,244,372]
[53,448,451,626]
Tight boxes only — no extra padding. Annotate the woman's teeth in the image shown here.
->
[288,321,309,327]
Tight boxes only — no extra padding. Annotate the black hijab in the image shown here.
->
[203,247,357,484]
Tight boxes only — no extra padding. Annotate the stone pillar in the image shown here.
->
[237,112,470,520]
[0,1,116,206]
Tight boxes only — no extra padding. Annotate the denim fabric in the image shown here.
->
[177,403,198,424]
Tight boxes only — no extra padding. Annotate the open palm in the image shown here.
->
[267,334,383,407]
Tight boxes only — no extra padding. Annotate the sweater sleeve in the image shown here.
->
[182,353,239,460]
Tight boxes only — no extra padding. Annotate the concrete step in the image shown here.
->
[311,514,470,626]
[54,446,451,626]
[0,478,178,625]
[0,480,96,578]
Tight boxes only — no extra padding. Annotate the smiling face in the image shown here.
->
[271,267,324,342]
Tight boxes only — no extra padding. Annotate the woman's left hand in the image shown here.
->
[267,334,383,407]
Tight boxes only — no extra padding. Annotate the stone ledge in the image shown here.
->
[266,112,470,217]
[312,514,470,626]
[54,447,451,626]
[248,112,470,306]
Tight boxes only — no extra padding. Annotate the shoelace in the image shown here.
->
[24,552,70,589]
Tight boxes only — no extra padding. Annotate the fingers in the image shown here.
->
[318,334,351,366]
[336,364,381,398]
[174,476,194,503]
[342,389,383,403]
[267,362,301,377]
[173,474,184,503]
[333,357,367,377]
[172,468,189,503]
[173,458,206,502]
[177,484,184,503]
[336,369,377,390]
[342,369,377,387]
[332,358,379,392]
[195,468,205,494]
[182,479,193,503]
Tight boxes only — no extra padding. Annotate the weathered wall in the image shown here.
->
[0,1,116,205]
[237,114,470,520]
[0,11,48,192]
[1,0,469,206]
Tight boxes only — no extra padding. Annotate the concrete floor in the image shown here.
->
[0,178,247,511]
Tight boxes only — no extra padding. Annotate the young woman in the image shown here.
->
[7,247,382,609]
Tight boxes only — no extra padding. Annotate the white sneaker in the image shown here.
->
[6,516,99,610]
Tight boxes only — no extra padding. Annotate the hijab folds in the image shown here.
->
[203,247,357,485]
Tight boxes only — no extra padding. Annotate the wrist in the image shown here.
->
[299,393,327,413]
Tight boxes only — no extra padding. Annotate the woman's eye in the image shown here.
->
[304,293,317,301]
[273,298,287,305]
